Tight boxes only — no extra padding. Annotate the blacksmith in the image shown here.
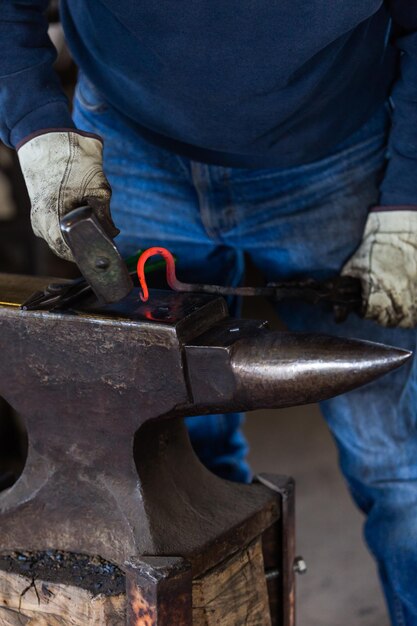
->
[1,2,416,623]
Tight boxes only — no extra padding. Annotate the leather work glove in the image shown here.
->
[17,130,118,261]
[342,208,417,328]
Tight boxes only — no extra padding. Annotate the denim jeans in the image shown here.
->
[73,75,417,625]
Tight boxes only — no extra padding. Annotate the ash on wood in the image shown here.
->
[0,550,125,596]
[0,540,270,625]
[0,551,125,626]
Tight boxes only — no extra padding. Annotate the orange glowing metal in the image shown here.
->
[137,247,188,302]
[136,246,278,302]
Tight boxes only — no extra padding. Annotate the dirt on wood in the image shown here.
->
[0,550,125,596]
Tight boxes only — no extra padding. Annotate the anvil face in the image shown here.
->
[0,273,411,570]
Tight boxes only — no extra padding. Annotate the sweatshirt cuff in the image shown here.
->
[16,129,103,151]
[10,100,75,149]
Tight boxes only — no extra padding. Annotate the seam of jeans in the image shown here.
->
[174,155,193,182]
[190,162,220,240]
[392,550,407,626]
[217,168,238,236]
[393,593,406,626]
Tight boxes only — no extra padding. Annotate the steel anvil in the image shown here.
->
[0,272,411,622]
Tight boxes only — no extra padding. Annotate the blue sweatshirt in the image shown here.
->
[1,1,417,205]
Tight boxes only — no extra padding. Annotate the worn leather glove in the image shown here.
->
[342,208,417,328]
[17,130,118,261]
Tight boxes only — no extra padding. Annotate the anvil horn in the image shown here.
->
[183,320,412,414]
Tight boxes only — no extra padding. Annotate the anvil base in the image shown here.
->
[0,474,293,626]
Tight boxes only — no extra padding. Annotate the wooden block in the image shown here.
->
[0,551,126,626]
[0,539,271,625]
[0,568,125,625]
[193,538,271,626]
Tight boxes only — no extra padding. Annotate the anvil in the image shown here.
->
[0,272,411,623]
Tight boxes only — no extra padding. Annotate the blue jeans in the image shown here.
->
[73,76,417,625]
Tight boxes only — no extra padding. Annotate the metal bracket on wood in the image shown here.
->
[124,556,192,626]
[256,474,296,626]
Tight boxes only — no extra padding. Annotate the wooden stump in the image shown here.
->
[0,539,271,626]
[193,539,271,626]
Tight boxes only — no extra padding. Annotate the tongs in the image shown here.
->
[136,246,363,321]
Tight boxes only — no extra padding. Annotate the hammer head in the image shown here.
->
[60,206,133,304]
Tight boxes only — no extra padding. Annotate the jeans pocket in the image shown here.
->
[74,73,109,114]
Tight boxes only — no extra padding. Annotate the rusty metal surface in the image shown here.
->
[0,273,411,582]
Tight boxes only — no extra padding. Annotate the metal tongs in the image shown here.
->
[21,276,92,311]
[136,247,363,321]
[22,217,363,321]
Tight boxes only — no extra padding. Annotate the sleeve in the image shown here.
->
[0,0,75,149]
[380,1,417,205]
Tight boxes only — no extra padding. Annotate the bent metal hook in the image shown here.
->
[136,246,275,302]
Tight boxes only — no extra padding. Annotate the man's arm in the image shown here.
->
[0,2,118,260]
[0,0,74,148]
[342,1,417,328]
[380,1,417,204]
